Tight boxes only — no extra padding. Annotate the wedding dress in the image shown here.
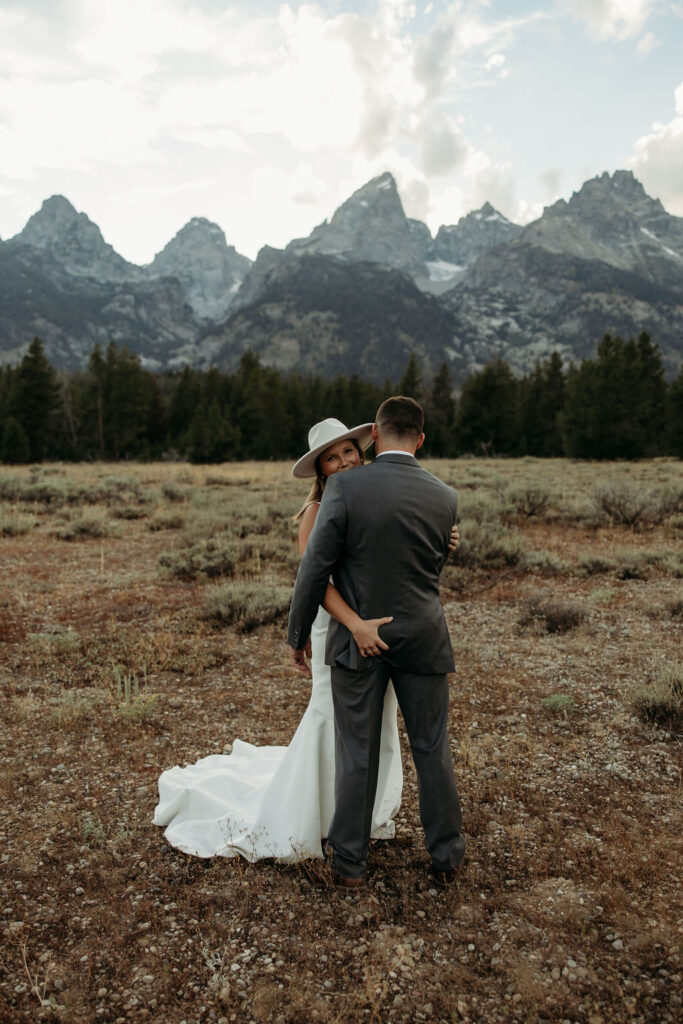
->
[153,607,403,861]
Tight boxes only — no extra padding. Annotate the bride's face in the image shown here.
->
[319,439,361,477]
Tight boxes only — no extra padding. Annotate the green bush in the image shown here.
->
[541,693,576,717]
[0,511,37,536]
[454,519,526,569]
[202,582,291,631]
[504,486,551,519]
[53,509,119,540]
[158,538,239,580]
[519,596,587,634]
[631,664,683,731]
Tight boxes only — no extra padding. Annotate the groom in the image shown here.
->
[287,396,465,887]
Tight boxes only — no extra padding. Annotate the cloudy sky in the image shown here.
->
[1,0,682,263]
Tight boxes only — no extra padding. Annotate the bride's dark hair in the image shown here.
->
[293,439,365,522]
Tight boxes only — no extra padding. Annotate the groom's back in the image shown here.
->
[326,455,457,673]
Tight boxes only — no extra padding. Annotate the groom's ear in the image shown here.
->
[371,423,379,443]
[415,433,425,451]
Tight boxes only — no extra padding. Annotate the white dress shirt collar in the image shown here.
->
[374,449,416,458]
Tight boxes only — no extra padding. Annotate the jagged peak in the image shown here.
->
[347,171,400,203]
[183,216,225,235]
[39,194,79,217]
[16,194,109,249]
[573,169,648,202]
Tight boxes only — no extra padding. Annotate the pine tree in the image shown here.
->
[12,338,62,461]
[455,359,520,455]
[633,332,667,456]
[666,364,683,457]
[398,353,423,401]
[1,416,30,464]
[426,363,456,456]
[560,333,666,459]
[520,353,566,456]
[168,367,202,447]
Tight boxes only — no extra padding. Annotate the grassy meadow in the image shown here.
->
[0,457,681,1024]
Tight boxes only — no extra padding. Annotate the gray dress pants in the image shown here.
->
[328,659,465,879]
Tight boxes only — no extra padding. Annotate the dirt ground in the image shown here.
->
[0,459,681,1024]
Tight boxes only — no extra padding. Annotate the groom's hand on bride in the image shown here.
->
[352,617,393,659]
[289,639,312,676]
[448,523,460,553]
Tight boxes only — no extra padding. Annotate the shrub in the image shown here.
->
[505,486,551,519]
[158,538,239,580]
[81,815,106,847]
[518,596,587,634]
[202,582,291,631]
[0,512,37,537]
[53,509,119,540]
[161,481,185,503]
[521,550,567,575]
[631,664,683,732]
[49,688,104,726]
[660,552,683,578]
[454,520,526,569]
[148,512,185,531]
[577,553,616,576]
[111,666,158,724]
[593,484,652,527]
[28,630,80,657]
[592,484,683,529]
[542,693,576,717]
[112,505,148,520]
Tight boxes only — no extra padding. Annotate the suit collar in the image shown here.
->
[373,453,419,466]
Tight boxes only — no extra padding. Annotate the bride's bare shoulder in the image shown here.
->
[298,501,320,554]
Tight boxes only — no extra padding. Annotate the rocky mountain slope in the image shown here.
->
[202,253,463,381]
[427,202,522,284]
[445,171,683,376]
[148,218,251,321]
[285,172,430,279]
[0,197,250,369]
[1,171,682,380]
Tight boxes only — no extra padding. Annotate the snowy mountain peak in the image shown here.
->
[429,202,521,269]
[285,170,427,276]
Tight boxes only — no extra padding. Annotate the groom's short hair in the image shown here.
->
[376,396,424,439]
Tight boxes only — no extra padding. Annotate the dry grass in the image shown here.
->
[0,457,681,1024]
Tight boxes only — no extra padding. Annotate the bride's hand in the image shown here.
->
[289,638,312,677]
[352,617,393,658]
[448,523,460,552]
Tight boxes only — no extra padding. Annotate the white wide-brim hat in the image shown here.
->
[292,418,374,479]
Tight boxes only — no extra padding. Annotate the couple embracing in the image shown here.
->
[154,396,465,887]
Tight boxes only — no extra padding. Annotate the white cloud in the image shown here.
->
[0,0,599,259]
[636,30,658,54]
[629,82,683,215]
[565,0,658,40]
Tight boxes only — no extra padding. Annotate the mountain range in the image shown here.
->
[1,169,682,384]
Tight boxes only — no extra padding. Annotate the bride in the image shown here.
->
[153,418,457,862]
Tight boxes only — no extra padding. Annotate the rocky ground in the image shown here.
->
[0,459,681,1024]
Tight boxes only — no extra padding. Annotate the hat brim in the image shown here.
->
[292,422,374,478]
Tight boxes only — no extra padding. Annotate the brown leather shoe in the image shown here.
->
[332,872,366,890]
[431,867,457,888]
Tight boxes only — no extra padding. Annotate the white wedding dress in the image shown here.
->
[153,607,403,861]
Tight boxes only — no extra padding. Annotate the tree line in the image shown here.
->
[0,333,681,464]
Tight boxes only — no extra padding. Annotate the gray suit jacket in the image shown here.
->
[287,454,458,674]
